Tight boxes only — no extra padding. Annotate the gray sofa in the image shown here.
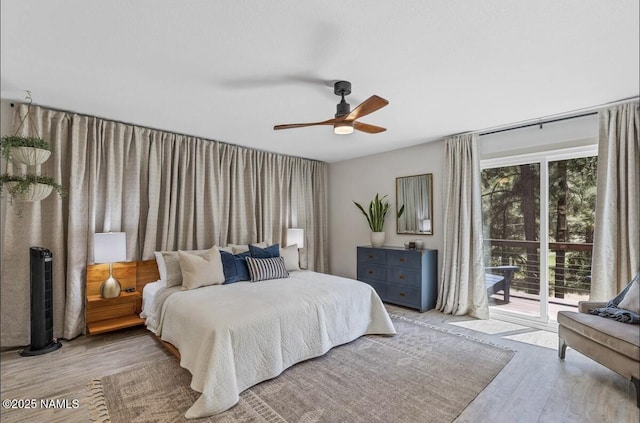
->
[558,301,640,407]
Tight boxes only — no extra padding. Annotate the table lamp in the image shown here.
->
[286,228,304,249]
[94,232,126,298]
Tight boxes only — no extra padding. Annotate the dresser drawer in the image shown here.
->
[387,268,422,288]
[357,247,386,265]
[386,284,421,308]
[386,250,421,269]
[357,263,387,282]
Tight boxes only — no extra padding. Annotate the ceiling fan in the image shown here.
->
[274,81,388,135]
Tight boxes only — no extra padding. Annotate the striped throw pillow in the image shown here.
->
[245,256,289,282]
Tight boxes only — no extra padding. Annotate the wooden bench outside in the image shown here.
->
[485,266,520,303]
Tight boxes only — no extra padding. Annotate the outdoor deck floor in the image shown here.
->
[488,290,587,320]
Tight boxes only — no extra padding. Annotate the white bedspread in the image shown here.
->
[149,270,396,418]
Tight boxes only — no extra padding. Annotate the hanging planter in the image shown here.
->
[0,92,66,217]
[6,181,53,201]
[0,136,52,166]
[0,173,65,216]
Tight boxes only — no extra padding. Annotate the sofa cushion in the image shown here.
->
[558,311,640,361]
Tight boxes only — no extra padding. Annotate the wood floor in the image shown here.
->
[1,306,637,423]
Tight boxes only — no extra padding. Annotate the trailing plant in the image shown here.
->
[353,193,391,232]
[0,173,65,198]
[0,135,52,162]
[0,173,65,217]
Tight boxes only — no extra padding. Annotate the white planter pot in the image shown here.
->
[5,182,53,202]
[370,231,385,248]
[10,147,51,166]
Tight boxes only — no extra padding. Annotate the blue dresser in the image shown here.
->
[357,246,438,312]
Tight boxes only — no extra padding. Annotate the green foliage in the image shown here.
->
[0,173,65,217]
[0,136,52,162]
[353,193,391,232]
[481,156,597,296]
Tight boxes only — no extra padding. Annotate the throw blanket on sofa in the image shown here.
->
[589,274,640,324]
[147,270,396,418]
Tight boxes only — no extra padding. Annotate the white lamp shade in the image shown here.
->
[94,232,127,263]
[287,228,304,249]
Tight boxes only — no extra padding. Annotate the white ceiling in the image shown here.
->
[1,1,638,163]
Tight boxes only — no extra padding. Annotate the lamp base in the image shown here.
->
[100,275,122,298]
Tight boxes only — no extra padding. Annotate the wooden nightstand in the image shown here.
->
[86,262,145,335]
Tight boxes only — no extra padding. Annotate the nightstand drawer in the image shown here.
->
[357,247,386,265]
[386,250,421,269]
[87,302,137,323]
[386,284,421,308]
[357,263,387,282]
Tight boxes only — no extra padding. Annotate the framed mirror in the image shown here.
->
[396,173,433,235]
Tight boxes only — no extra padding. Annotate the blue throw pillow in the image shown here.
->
[220,251,250,284]
[249,243,280,258]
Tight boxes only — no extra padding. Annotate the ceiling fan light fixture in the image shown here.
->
[334,122,354,135]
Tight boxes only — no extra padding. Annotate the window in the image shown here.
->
[481,147,597,323]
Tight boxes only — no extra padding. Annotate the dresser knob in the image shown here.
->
[368,270,373,275]
[399,275,405,280]
[399,292,406,297]
[368,255,374,259]
[399,258,406,263]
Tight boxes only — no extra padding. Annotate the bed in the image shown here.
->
[141,264,396,418]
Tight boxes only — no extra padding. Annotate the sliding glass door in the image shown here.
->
[481,147,597,324]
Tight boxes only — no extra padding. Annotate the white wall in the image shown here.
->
[328,140,445,280]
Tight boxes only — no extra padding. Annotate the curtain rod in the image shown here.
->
[477,96,638,137]
[480,111,597,136]
[9,102,323,163]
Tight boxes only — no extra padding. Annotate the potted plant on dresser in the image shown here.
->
[353,193,391,248]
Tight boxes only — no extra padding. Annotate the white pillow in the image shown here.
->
[154,252,167,285]
[618,278,640,314]
[178,247,225,290]
[157,249,210,287]
[229,241,268,254]
[218,246,233,254]
[280,244,300,271]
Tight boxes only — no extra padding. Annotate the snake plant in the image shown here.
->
[353,193,391,232]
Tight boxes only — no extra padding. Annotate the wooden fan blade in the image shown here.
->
[274,117,342,130]
[354,121,387,134]
[345,95,389,121]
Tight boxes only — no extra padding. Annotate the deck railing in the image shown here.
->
[484,239,592,302]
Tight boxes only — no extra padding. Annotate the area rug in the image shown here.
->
[87,314,514,423]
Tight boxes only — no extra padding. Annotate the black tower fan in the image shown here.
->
[20,247,62,356]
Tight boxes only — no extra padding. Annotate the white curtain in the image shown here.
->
[436,134,488,319]
[0,104,328,347]
[591,102,640,300]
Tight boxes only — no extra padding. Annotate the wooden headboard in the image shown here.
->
[86,259,160,296]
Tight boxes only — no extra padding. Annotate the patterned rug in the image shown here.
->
[88,315,514,423]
